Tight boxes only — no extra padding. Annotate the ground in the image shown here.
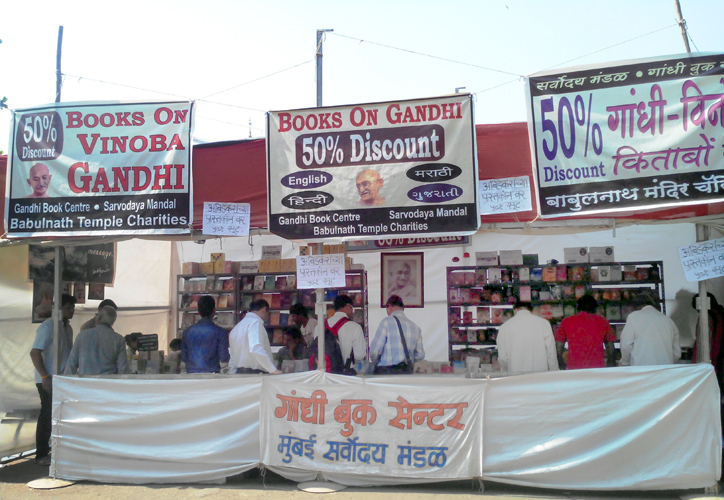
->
[0,458,716,500]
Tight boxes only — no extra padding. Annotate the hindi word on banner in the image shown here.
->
[202,202,250,236]
[479,176,532,215]
[260,373,483,479]
[678,237,724,282]
[5,100,193,237]
[267,95,480,241]
[526,53,724,217]
[296,254,346,289]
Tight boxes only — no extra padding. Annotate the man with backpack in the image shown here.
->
[370,295,425,374]
[327,295,367,365]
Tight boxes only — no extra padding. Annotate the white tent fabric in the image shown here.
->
[51,365,720,489]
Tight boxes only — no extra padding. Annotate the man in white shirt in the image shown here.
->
[328,295,367,363]
[290,302,318,347]
[496,301,559,373]
[229,299,282,375]
[620,294,680,366]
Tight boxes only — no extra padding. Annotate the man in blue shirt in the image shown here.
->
[181,295,230,373]
[65,306,127,375]
[29,293,76,466]
[370,295,425,374]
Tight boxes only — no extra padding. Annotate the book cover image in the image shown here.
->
[253,276,265,290]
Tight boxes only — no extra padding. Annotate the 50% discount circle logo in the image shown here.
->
[15,111,64,161]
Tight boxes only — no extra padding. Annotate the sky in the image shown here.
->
[0,0,722,148]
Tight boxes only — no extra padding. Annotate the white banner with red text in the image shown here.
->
[260,371,483,479]
[266,95,480,241]
[526,53,724,217]
[5,100,193,237]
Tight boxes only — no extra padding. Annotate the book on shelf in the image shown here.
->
[271,329,284,344]
[351,274,362,287]
[636,267,651,280]
[269,311,281,325]
[352,292,364,306]
[240,294,254,310]
[182,280,192,292]
[221,278,235,291]
[180,294,192,309]
[605,303,621,321]
[466,330,478,343]
[448,288,461,304]
[542,267,557,282]
[325,290,339,301]
[556,266,568,282]
[213,278,224,291]
[569,265,586,282]
[270,294,282,309]
[550,285,563,300]
[181,312,195,329]
[490,291,503,303]
[562,285,574,298]
[563,304,577,317]
[551,305,564,319]
[500,269,511,283]
[530,268,543,281]
[575,285,586,299]
[280,293,293,309]
[345,274,354,288]
[351,308,364,324]
[462,311,473,324]
[287,275,297,290]
[491,308,505,324]
[518,267,530,282]
[623,266,637,281]
[275,276,287,290]
[253,276,265,290]
[217,295,229,308]
[475,270,487,286]
[205,277,216,291]
[459,288,471,303]
[449,328,464,342]
[539,290,552,301]
[487,268,501,283]
[502,309,514,321]
[539,304,553,320]
[301,291,314,308]
[264,276,276,290]
[598,266,611,282]
[518,285,532,302]
[476,307,491,324]
[240,276,253,290]
[469,289,481,304]
[590,267,599,281]
[448,272,465,286]
[216,312,235,328]
[279,313,289,326]
[449,307,461,324]
[464,272,476,286]
[609,265,622,281]
[188,294,201,309]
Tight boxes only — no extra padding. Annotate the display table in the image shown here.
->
[51,365,721,489]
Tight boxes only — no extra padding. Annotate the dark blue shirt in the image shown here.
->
[181,318,230,373]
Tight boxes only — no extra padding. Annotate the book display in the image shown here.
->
[177,268,368,348]
[447,261,665,359]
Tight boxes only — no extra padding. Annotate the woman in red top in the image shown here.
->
[555,295,615,369]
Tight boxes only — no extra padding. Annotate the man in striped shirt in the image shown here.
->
[370,295,425,374]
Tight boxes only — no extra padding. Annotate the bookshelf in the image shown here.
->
[446,261,665,360]
[176,269,368,348]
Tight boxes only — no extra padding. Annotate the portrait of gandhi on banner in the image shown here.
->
[25,163,53,198]
[356,169,385,206]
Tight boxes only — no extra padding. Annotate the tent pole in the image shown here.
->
[696,223,710,364]
[52,246,62,377]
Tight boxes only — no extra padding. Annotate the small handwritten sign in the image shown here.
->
[479,176,532,215]
[296,254,346,289]
[678,237,724,283]
[202,202,250,236]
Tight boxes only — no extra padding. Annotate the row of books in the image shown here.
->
[182,276,235,292]
[241,275,298,291]
[450,328,498,344]
[450,284,656,305]
[449,265,658,286]
[180,293,234,309]
[450,302,641,325]
[180,311,236,329]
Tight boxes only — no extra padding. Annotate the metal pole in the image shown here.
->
[674,0,691,54]
[55,26,63,103]
[696,224,711,364]
[315,29,332,370]
[52,246,63,376]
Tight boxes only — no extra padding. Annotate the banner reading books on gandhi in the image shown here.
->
[266,95,479,240]
[5,100,193,237]
[526,53,724,217]
[260,372,483,479]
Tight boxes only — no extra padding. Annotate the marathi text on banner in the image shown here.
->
[296,254,346,289]
[5,100,193,237]
[202,202,250,236]
[678,237,724,282]
[260,374,483,478]
[266,95,480,240]
[526,53,724,217]
[479,176,532,215]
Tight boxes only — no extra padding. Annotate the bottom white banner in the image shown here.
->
[260,372,483,479]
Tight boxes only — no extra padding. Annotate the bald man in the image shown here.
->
[26,163,52,198]
[356,169,385,206]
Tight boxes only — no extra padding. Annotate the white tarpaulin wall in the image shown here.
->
[51,364,720,489]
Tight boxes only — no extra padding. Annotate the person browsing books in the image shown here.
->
[276,326,310,369]
[181,295,230,373]
[80,299,118,332]
[619,294,680,366]
[64,306,128,375]
[229,299,282,375]
[496,300,559,373]
[328,295,367,364]
[370,295,424,374]
[290,302,318,347]
[555,295,615,369]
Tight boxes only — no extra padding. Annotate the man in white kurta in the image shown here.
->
[620,294,680,366]
[496,302,559,373]
[228,299,282,374]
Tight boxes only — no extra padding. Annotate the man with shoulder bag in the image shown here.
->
[370,295,425,374]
